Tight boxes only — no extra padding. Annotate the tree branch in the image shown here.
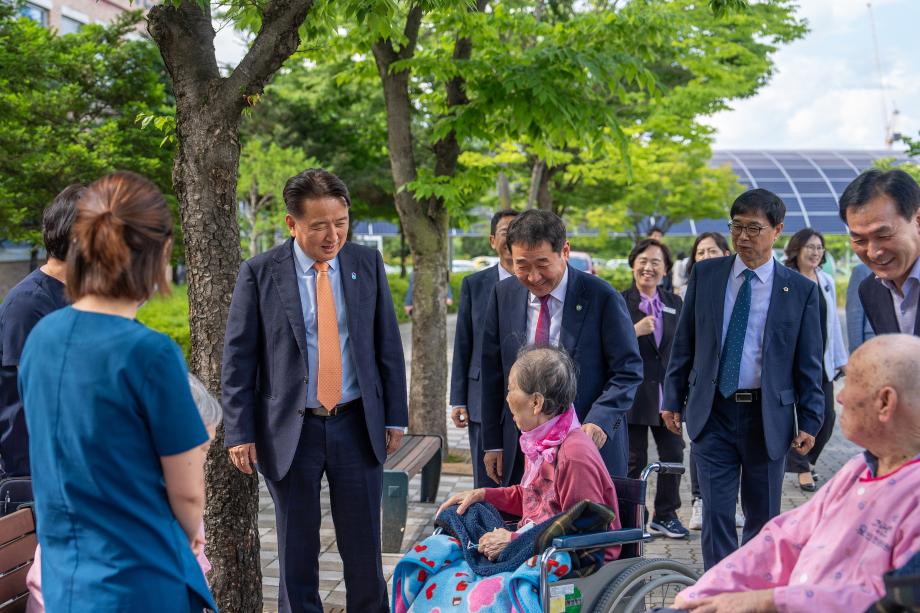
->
[222,0,316,115]
[147,0,221,104]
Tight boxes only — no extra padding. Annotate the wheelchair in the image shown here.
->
[538,462,698,613]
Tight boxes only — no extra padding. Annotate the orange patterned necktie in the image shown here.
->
[313,261,342,411]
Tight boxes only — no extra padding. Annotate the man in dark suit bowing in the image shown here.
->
[839,169,920,337]
[479,209,643,486]
[662,188,825,570]
[450,208,518,488]
[221,169,407,613]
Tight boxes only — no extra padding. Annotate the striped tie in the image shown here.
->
[314,261,342,411]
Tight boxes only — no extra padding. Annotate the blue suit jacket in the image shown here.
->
[846,263,876,351]
[479,266,643,482]
[221,240,408,481]
[662,255,825,461]
[449,265,501,423]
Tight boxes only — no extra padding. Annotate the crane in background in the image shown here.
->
[867,1,901,148]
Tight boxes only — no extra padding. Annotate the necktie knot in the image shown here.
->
[313,261,330,273]
[743,269,756,282]
[539,294,552,306]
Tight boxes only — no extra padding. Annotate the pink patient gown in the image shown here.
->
[26,523,211,612]
[680,453,920,613]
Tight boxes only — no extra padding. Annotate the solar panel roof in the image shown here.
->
[667,149,915,236]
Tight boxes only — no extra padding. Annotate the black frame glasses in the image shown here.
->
[727,221,768,237]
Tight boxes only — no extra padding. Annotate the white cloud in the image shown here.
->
[709,0,919,150]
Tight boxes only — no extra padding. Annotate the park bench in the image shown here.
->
[0,507,36,612]
[382,434,442,553]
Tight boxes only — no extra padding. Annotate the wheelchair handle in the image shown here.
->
[640,462,685,481]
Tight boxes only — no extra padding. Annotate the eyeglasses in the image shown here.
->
[727,221,768,237]
[803,245,825,253]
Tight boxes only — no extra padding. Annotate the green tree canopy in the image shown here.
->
[237,139,316,257]
[0,6,175,248]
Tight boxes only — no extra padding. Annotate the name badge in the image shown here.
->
[662,306,677,315]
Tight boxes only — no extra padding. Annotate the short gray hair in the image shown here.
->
[512,345,578,417]
[188,374,222,430]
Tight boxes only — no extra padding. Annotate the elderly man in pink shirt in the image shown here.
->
[671,333,920,613]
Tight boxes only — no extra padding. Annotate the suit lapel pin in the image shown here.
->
[576,304,583,311]
[783,286,789,292]
[351,272,357,280]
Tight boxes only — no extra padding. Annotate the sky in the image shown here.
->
[707,0,920,151]
[213,0,920,152]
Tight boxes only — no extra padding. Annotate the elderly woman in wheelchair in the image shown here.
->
[392,345,697,613]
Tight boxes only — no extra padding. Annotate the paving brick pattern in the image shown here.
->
[257,314,859,611]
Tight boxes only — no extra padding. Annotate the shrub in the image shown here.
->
[137,285,191,359]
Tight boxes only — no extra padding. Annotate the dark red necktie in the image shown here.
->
[534,295,552,345]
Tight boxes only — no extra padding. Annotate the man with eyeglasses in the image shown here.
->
[839,169,920,337]
[662,188,825,570]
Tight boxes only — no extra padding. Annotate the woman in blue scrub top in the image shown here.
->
[18,172,217,612]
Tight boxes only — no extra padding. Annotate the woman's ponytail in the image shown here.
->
[66,172,172,302]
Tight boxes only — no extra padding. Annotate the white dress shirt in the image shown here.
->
[498,264,513,282]
[526,268,569,346]
[721,256,775,390]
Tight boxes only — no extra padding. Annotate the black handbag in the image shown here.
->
[0,477,32,516]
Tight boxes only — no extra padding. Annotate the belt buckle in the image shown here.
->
[735,392,753,403]
[328,405,339,416]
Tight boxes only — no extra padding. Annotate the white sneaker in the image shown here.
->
[736,512,745,528]
[689,498,703,530]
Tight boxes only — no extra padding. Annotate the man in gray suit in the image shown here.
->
[222,169,407,613]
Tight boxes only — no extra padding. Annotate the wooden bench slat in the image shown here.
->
[0,590,28,613]
[0,512,33,550]
[0,535,35,577]
[401,439,440,474]
[385,435,432,471]
[384,436,420,468]
[392,440,428,473]
[0,565,30,607]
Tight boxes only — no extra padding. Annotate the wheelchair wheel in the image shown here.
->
[591,558,697,613]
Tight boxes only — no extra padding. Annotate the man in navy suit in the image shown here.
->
[221,169,407,613]
[839,169,920,337]
[663,189,825,570]
[450,208,518,488]
[479,209,643,485]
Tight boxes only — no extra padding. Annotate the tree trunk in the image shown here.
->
[179,110,264,613]
[497,172,511,208]
[372,0,494,444]
[526,158,545,209]
[373,6,449,444]
[147,0,314,609]
[536,167,553,212]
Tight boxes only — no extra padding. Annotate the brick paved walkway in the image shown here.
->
[258,314,859,611]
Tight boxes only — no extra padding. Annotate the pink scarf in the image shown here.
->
[519,405,581,487]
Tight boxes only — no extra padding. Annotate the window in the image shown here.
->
[60,15,82,34]
[20,2,49,26]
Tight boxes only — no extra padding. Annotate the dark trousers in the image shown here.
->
[786,378,835,473]
[263,401,387,613]
[468,421,492,489]
[0,399,30,477]
[693,395,784,570]
[627,423,684,521]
